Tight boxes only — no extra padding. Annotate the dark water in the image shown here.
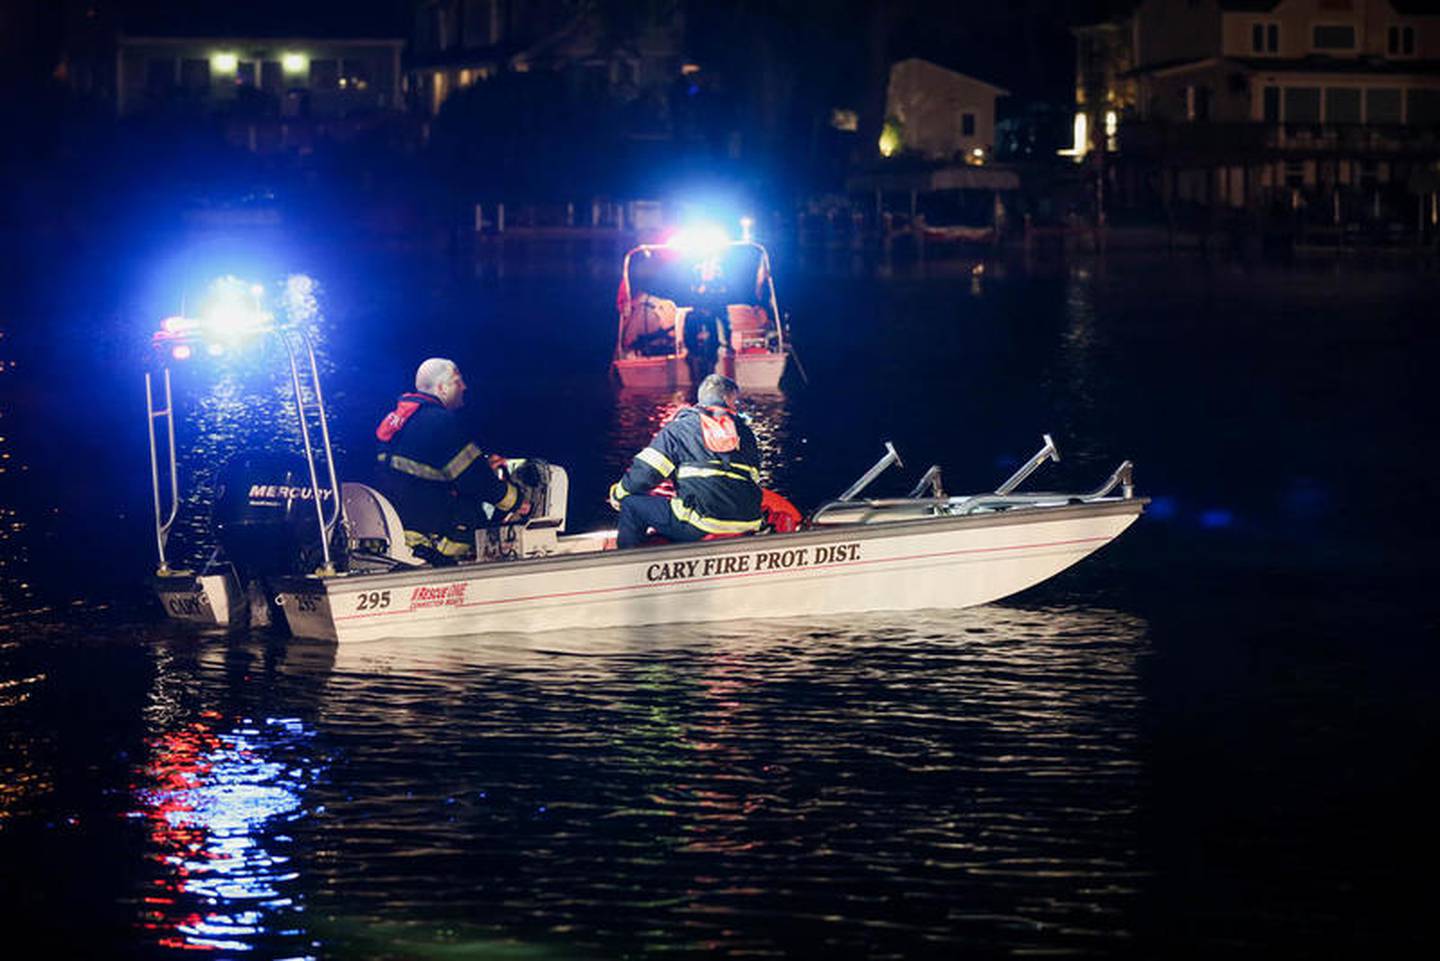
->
[1,236,1435,957]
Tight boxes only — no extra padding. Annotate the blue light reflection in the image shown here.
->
[132,714,319,954]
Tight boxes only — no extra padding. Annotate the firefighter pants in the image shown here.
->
[617,495,708,549]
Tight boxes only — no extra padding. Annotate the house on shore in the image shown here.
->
[1073,0,1440,238]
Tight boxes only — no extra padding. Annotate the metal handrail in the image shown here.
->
[297,330,344,537]
[995,434,1059,495]
[837,442,903,501]
[145,369,181,574]
[281,328,342,575]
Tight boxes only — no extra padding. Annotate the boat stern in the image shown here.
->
[153,572,246,629]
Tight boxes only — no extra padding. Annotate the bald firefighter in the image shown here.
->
[375,357,527,561]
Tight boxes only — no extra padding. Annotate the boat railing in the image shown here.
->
[146,316,344,578]
[809,437,1135,527]
[144,367,181,575]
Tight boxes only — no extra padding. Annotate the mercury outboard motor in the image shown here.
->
[213,452,341,581]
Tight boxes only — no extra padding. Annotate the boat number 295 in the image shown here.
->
[355,590,391,611]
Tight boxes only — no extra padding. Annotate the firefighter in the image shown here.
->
[609,373,763,549]
[375,357,527,561]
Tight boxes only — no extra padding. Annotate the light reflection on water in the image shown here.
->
[607,388,800,494]
[131,644,323,956]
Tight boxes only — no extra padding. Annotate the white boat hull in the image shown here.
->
[277,500,1143,644]
[613,351,788,392]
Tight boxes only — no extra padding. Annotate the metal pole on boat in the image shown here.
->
[298,330,344,540]
[760,247,785,354]
[145,368,181,574]
[995,434,1060,495]
[283,332,335,576]
[838,442,904,501]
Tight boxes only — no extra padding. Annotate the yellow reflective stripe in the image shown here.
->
[444,442,482,480]
[405,530,475,558]
[636,447,675,477]
[389,455,448,482]
[387,443,482,483]
[495,483,518,512]
[669,498,763,534]
[677,465,755,483]
[610,481,630,501]
[435,537,474,557]
[729,461,761,482]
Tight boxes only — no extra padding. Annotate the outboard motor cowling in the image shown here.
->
[213,452,338,578]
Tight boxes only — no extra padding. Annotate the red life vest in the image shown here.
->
[376,393,431,442]
[697,405,740,453]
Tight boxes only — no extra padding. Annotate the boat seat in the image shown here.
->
[342,482,419,566]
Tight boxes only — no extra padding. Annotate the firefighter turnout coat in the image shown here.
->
[611,405,763,534]
[375,392,519,546]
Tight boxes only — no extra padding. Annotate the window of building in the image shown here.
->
[1408,88,1440,126]
[464,0,497,47]
[1252,21,1279,54]
[1388,25,1416,57]
[180,58,210,92]
[1312,24,1356,51]
[261,60,283,92]
[1284,87,1321,124]
[236,61,257,87]
[961,113,975,136]
[1284,160,1305,188]
[310,59,338,90]
[1366,87,1402,124]
[341,58,371,91]
[1263,85,1280,122]
[145,57,175,92]
[1185,85,1211,121]
[1325,87,1360,124]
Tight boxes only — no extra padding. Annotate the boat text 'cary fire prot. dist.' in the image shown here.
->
[646,541,862,583]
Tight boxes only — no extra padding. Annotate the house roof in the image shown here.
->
[890,58,1011,96]
[114,0,407,40]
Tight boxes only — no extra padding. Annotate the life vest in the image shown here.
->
[697,404,740,453]
[376,393,430,442]
[760,489,803,533]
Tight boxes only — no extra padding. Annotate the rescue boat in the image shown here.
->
[612,234,791,392]
[145,289,1144,644]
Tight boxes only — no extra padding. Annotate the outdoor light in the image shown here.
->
[1070,112,1089,161]
[739,216,755,242]
[172,344,192,361]
[878,122,901,158]
[667,224,730,257]
[1105,110,1118,137]
[282,52,307,74]
[196,276,273,342]
[212,52,238,73]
